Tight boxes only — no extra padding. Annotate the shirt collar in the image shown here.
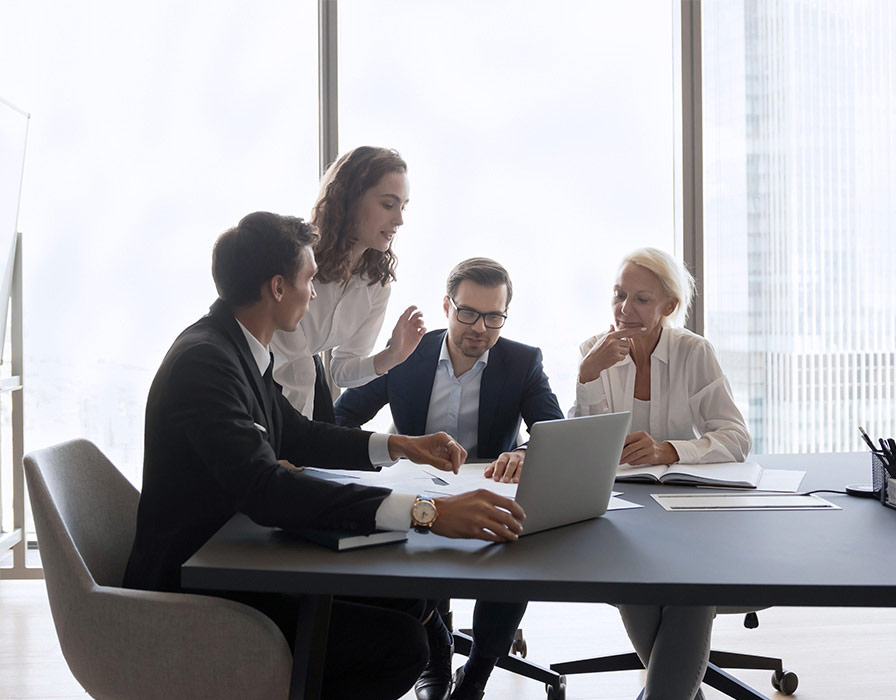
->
[652,326,672,365]
[438,333,490,372]
[235,319,271,376]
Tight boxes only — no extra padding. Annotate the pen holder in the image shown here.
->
[872,454,896,509]
[872,453,887,496]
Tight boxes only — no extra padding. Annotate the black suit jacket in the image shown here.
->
[124,299,391,593]
[334,330,564,459]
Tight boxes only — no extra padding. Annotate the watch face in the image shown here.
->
[412,499,437,526]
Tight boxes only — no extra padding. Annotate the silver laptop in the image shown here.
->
[515,412,631,535]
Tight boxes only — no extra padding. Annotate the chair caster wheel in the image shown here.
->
[511,629,528,658]
[771,669,798,695]
[545,676,566,699]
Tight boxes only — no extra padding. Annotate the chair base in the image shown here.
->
[453,630,567,699]
[551,649,798,699]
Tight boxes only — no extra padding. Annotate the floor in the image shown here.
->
[2,579,895,700]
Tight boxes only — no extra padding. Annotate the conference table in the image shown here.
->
[182,452,896,699]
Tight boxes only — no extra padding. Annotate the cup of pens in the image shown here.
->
[862,427,896,509]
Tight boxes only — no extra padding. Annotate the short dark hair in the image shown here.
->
[446,257,513,306]
[212,212,319,307]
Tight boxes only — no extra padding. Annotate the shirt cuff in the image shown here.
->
[360,354,378,379]
[375,492,415,531]
[368,433,398,467]
[666,439,693,463]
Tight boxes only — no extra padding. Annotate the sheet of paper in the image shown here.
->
[607,495,642,510]
[303,462,642,509]
[651,492,840,511]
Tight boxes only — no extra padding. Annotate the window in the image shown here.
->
[702,0,896,452]
[0,1,320,486]
[339,0,680,426]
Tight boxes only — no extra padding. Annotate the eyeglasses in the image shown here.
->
[448,297,508,329]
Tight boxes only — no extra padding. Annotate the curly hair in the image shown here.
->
[311,146,407,287]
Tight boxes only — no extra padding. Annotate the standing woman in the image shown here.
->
[272,146,426,420]
[571,247,751,700]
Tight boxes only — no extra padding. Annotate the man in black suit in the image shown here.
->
[335,257,564,700]
[123,213,525,700]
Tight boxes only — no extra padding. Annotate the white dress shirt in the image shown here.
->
[424,335,489,454]
[237,320,413,531]
[570,326,751,463]
[270,275,392,417]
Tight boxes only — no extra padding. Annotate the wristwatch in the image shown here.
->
[411,495,438,534]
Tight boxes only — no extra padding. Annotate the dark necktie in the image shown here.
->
[262,353,276,442]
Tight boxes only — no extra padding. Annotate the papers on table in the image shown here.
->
[651,492,840,512]
[302,460,642,510]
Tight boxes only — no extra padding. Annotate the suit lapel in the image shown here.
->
[208,299,276,441]
[403,332,442,435]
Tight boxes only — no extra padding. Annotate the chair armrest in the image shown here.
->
[53,584,292,700]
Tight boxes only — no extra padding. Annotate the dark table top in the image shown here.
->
[183,452,896,607]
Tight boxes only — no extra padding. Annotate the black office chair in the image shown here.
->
[447,601,568,700]
[550,611,798,700]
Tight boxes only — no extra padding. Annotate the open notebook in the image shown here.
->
[616,461,763,488]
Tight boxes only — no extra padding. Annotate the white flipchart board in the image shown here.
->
[0,98,28,360]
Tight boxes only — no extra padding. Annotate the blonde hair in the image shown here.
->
[619,248,695,327]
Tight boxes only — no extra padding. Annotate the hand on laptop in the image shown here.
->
[431,490,525,542]
[387,432,467,473]
[484,449,526,483]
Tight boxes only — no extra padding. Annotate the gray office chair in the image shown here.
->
[24,438,293,700]
[549,608,798,700]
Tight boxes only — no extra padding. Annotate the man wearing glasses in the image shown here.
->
[335,257,563,700]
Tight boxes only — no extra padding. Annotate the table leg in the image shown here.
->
[289,593,333,700]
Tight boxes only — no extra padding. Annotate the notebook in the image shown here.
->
[291,527,408,551]
[515,412,630,535]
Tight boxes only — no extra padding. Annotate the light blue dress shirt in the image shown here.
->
[424,334,490,455]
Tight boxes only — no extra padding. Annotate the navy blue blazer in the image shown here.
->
[334,330,564,459]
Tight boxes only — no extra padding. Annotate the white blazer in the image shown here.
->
[271,275,391,417]
[569,326,751,464]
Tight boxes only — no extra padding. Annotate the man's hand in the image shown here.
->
[431,490,525,542]
[484,449,526,483]
[388,432,466,473]
[278,459,303,471]
[620,430,679,466]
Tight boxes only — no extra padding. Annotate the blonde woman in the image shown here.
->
[571,247,751,700]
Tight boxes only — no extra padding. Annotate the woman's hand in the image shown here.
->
[374,306,426,374]
[578,325,645,384]
[620,430,679,466]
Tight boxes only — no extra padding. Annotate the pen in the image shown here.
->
[858,426,878,452]
[423,470,449,486]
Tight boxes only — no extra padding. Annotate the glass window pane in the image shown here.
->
[339,0,679,425]
[703,0,896,453]
[0,1,319,485]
